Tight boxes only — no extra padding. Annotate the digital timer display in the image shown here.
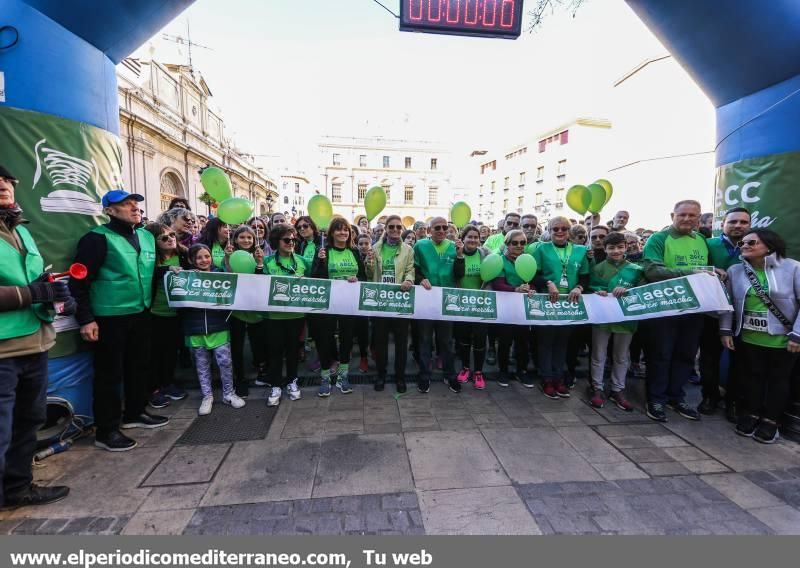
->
[399,0,524,40]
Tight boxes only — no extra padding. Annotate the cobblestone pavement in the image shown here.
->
[1,359,799,535]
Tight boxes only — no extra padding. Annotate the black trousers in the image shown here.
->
[94,311,151,437]
[148,314,180,393]
[315,315,356,370]
[454,321,488,372]
[740,342,798,421]
[641,314,704,405]
[498,325,530,375]
[355,317,370,358]
[699,315,740,403]
[230,317,268,390]
[566,324,591,373]
[0,352,47,505]
[268,317,305,388]
[373,318,409,380]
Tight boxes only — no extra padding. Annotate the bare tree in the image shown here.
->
[527,0,588,32]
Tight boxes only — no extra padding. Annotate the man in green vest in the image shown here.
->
[640,199,720,423]
[698,207,750,419]
[70,190,167,452]
[0,165,71,508]
[484,212,520,254]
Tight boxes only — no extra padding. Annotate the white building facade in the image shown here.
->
[476,118,612,226]
[318,136,452,227]
[278,171,314,220]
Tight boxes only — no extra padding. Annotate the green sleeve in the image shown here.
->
[579,250,590,276]
[641,231,693,282]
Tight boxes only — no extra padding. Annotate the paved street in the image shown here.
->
[2,364,800,535]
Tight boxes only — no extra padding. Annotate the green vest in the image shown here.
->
[89,225,156,317]
[0,225,53,340]
[501,255,524,287]
[534,242,589,292]
[484,233,505,254]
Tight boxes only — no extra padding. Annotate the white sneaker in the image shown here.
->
[223,393,246,409]
[267,386,282,407]
[287,378,302,401]
[198,395,214,416]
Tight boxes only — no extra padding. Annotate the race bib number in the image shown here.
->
[742,310,768,333]
[382,269,396,284]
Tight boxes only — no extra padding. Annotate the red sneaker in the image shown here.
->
[473,371,486,390]
[556,382,571,398]
[542,381,559,400]
[358,356,369,374]
[456,368,471,383]
[610,391,634,412]
[590,390,605,408]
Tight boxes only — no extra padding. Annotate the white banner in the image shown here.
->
[165,272,732,326]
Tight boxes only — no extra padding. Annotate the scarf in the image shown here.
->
[0,204,24,229]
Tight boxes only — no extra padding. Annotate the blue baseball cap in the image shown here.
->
[102,190,144,208]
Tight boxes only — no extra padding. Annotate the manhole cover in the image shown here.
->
[176,402,277,445]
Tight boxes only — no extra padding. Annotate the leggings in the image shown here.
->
[355,317,370,358]
[268,318,306,387]
[454,322,488,372]
[740,341,798,421]
[192,343,234,398]
[497,325,530,374]
[315,315,356,371]
[230,317,268,390]
[149,314,180,393]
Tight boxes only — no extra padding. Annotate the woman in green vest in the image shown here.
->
[199,217,230,270]
[144,222,190,409]
[453,225,490,390]
[263,223,309,407]
[312,216,366,397]
[224,225,268,398]
[489,229,534,388]
[533,216,590,400]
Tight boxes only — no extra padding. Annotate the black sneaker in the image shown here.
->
[148,391,170,409]
[162,384,187,401]
[2,484,70,509]
[486,347,497,366]
[735,415,759,437]
[753,420,779,444]
[448,378,462,393]
[521,372,536,389]
[121,412,169,430]
[496,371,512,388]
[698,397,718,415]
[417,378,430,394]
[646,402,667,422]
[374,375,386,392]
[667,401,700,421]
[725,400,740,424]
[564,373,577,390]
[396,379,407,394]
[94,430,138,452]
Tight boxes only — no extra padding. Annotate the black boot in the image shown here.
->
[3,484,70,509]
[374,375,385,391]
[396,377,407,394]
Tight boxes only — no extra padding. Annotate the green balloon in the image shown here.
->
[229,249,257,274]
[594,179,613,205]
[364,186,387,222]
[480,253,504,282]
[514,253,538,282]
[308,194,334,230]
[450,201,472,228]
[587,183,607,214]
[566,185,591,215]
[200,167,233,203]
[217,197,253,225]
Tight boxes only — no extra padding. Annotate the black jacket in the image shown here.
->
[178,268,231,337]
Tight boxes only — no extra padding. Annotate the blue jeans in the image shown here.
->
[642,314,704,405]
[418,320,454,381]
[537,326,571,382]
[0,352,48,506]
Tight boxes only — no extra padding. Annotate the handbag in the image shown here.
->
[742,261,792,327]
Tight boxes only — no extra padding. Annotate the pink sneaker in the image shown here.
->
[473,371,486,390]
[457,368,471,383]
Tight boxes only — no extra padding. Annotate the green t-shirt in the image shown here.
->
[302,240,316,265]
[264,253,308,320]
[534,242,590,293]
[484,233,505,254]
[524,242,540,256]
[644,229,709,270]
[460,250,483,290]
[741,268,787,348]
[327,248,358,280]
[150,256,180,318]
[186,329,230,349]
[380,243,398,284]
[589,259,644,334]
[414,238,456,287]
[211,242,226,269]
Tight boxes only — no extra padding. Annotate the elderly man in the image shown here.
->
[611,210,630,232]
[413,221,428,241]
[484,212,521,254]
[0,165,72,508]
[70,190,168,452]
[414,216,459,393]
[639,199,717,422]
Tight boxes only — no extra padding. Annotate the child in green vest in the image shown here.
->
[588,232,643,410]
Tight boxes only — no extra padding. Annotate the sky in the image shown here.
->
[134,0,674,169]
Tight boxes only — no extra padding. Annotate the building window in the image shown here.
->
[555,188,565,205]
[357,184,367,202]
[282,182,288,191]
[332,153,341,166]
[359,154,367,167]
[431,158,438,170]
[382,183,391,203]
[560,130,569,145]
[517,196,524,210]
[538,139,546,153]
[404,185,414,205]
[537,166,544,181]
[383,156,390,168]
[294,183,300,192]
[519,172,526,185]
[428,187,438,206]
[490,181,496,192]
[535,192,543,206]
[557,160,567,176]
[503,198,509,211]
[283,196,289,205]
[405,157,412,169]
[160,171,185,212]
[332,183,342,203]
[504,176,510,189]
[479,184,484,196]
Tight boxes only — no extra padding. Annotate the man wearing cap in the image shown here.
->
[0,165,72,508]
[70,190,168,452]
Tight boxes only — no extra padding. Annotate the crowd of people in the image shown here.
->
[3,159,800,509]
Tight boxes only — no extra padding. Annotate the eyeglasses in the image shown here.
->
[522,224,536,230]
[387,225,403,230]
[432,225,447,231]
[505,221,519,228]
[551,227,569,233]
[737,239,760,248]
[296,224,310,230]
[509,240,526,246]
[0,176,18,186]
[280,237,297,244]
[158,232,177,242]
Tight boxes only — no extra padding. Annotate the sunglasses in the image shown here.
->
[574,235,587,240]
[509,240,526,246]
[432,225,447,231]
[522,224,536,229]
[0,176,18,186]
[387,224,403,230]
[280,237,297,244]
[505,221,519,227]
[296,224,310,230]
[551,227,569,233]
[158,232,177,242]
[737,239,760,248]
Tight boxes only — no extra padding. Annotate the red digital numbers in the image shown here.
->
[402,1,520,32]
